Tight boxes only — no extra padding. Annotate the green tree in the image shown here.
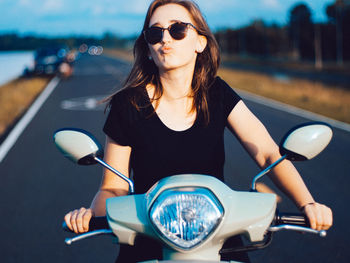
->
[289,3,314,60]
[326,0,350,63]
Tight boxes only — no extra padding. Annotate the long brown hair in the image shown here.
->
[108,0,220,124]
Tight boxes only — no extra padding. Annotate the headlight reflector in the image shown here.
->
[149,187,224,250]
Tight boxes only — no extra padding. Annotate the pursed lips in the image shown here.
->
[160,46,173,54]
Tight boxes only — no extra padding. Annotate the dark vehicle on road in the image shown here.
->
[33,46,71,75]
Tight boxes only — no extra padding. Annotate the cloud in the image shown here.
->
[18,0,30,7]
[77,0,151,17]
[40,0,65,14]
[196,0,239,13]
[261,0,282,9]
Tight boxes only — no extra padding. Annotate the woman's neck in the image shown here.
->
[158,65,195,101]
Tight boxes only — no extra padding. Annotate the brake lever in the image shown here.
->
[268,224,326,237]
[62,217,113,245]
[65,229,114,245]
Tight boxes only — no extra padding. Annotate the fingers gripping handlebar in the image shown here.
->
[271,211,326,237]
[62,216,109,232]
[62,216,112,245]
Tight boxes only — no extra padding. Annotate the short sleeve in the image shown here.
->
[216,77,242,118]
[103,91,132,146]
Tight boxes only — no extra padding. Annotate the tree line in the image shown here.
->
[215,0,350,66]
[0,0,348,66]
[0,32,131,52]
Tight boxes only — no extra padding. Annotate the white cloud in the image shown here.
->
[18,0,30,7]
[261,0,282,9]
[196,0,239,13]
[77,0,150,16]
[91,4,104,16]
[39,0,65,14]
[112,0,151,14]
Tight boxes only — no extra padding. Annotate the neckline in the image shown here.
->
[143,89,198,133]
[153,109,198,133]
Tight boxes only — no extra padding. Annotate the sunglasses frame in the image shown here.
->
[143,22,198,45]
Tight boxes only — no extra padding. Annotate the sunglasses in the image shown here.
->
[143,22,198,45]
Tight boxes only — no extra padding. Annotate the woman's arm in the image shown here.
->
[91,136,132,215]
[227,101,332,231]
[64,136,132,233]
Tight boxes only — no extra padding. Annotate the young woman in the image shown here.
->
[64,0,332,262]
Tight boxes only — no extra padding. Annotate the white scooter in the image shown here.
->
[54,122,333,263]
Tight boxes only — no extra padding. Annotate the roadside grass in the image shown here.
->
[0,76,51,137]
[221,54,350,76]
[104,48,134,62]
[218,68,350,124]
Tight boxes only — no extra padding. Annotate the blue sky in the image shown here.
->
[0,0,334,37]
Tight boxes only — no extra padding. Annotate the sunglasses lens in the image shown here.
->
[144,23,190,44]
[145,27,163,45]
[169,23,188,40]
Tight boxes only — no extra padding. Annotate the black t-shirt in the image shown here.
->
[103,76,241,194]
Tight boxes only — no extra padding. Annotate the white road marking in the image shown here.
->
[60,95,107,111]
[0,76,60,163]
[239,89,350,132]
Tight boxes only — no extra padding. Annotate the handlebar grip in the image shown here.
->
[89,216,109,230]
[275,212,310,227]
[62,216,109,233]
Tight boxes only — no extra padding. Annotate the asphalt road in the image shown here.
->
[0,54,349,262]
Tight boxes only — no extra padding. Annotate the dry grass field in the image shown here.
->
[104,48,134,62]
[218,68,350,124]
[0,77,51,137]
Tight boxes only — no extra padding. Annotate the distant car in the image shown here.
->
[33,46,69,75]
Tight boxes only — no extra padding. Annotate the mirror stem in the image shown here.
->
[94,156,135,194]
[251,154,287,191]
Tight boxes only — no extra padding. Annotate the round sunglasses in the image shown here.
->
[143,22,198,45]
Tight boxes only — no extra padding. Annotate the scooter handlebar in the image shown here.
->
[62,216,109,233]
[271,211,327,237]
[62,216,113,245]
[275,211,309,227]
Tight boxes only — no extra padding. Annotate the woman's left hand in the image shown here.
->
[302,202,333,231]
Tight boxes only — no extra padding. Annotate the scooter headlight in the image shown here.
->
[149,187,224,250]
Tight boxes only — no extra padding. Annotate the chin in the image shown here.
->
[157,60,181,71]
[157,58,195,72]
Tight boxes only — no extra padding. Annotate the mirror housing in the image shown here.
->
[280,122,332,161]
[53,128,103,165]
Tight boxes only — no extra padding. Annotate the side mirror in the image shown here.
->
[280,122,333,161]
[53,128,103,165]
[251,122,332,191]
[53,128,135,194]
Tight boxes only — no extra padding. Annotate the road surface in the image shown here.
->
[0,53,349,262]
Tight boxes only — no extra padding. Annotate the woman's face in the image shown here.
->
[147,4,207,73]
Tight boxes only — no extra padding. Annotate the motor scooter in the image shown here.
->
[53,122,332,263]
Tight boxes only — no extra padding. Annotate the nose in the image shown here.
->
[161,29,172,43]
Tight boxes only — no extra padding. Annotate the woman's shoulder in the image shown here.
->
[210,76,240,98]
[108,86,150,123]
[209,76,242,115]
[212,76,232,90]
[110,87,139,103]
[110,87,147,108]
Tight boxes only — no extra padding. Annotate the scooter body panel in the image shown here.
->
[107,174,276,261]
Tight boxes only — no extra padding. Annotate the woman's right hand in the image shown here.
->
[64,207,94,234]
